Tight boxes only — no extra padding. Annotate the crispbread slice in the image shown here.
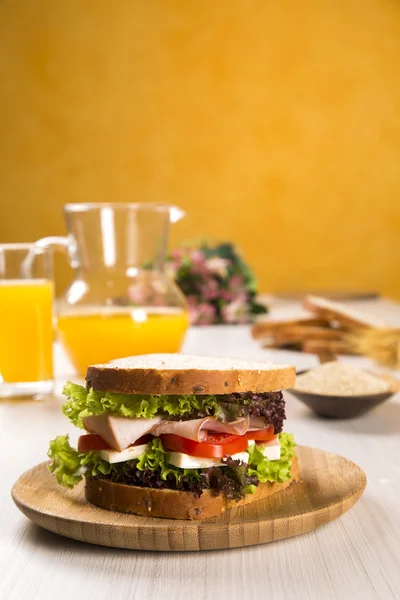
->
[251,317,330,340]
[303,295,386,329]
[302,339,356,355]
[261,325,346,346]
[86,354,296,395]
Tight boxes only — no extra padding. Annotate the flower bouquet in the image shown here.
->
[168,242,268,325]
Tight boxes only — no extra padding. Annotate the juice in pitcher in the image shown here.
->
[57,308,189,376]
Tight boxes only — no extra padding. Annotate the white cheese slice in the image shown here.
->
[99,443,148,464]
[99,438,281,468]
[167,450,250,469]
[247,437,281,461]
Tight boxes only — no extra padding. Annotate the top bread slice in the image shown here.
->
[86,354,296,395]
[303,295,386,329]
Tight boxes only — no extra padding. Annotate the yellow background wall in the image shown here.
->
[1,0,400,297]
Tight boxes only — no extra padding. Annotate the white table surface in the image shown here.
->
[1,298,400,600]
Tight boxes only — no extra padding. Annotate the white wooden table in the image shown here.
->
[1,299,400,600]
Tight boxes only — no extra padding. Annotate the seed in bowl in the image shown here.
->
[294,362,390,396]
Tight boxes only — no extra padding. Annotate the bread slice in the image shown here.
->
[303,295,386,329]
[252,317,329,340]
[85,455,300,520]
[265,325,346,347]
[302,339,356,355]
[279,324,346,340]
[86,354,296,395]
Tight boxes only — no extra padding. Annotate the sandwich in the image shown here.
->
[48,354,299,520]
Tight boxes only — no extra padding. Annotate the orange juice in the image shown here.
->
[57,308,189,375]
[0,280,53,383]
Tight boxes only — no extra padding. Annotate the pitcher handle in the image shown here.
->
[34,236,78,266]
[21,236,75,278]
[34,236,70,251]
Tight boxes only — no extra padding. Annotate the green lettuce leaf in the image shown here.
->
[161,394,222,419]
[48,434,111,488]
[47,435,201,490]
[62,381,222,428]
[48,433,297,496]
[246,432,296,484]
[62,382,160,428]
[62,383,89,428]
[136,437,201,486]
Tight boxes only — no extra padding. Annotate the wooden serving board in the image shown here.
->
[12,446,366,552]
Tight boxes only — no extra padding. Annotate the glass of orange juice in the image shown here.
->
[0,243,54,398]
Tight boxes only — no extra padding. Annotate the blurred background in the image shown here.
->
[0,0,399,297]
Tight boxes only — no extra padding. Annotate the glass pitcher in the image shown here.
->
[36,203,188,375]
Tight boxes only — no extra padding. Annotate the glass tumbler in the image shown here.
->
[0,243,54,398]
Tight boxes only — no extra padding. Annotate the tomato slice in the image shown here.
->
[78,434,111,452]
[246,424,276,442]
[132,434,154,446]
[160,432,248,458]
[77,433,153,452]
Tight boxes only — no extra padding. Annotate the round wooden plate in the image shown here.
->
[12,446,366,552]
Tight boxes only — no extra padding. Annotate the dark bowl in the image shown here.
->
[289,370,399,419]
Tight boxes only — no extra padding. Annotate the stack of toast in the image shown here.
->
[252,295,386,360]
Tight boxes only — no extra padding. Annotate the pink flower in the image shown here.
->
[190,250,205,265]
[198,278,220,300]
[220,289,234,302]
[185,250,209,277]
[197,303,216,325]
[221,295,251,324]
[187,296,216,325]
[205,257,229,278]
[229,274,245,293]
[170,248,185,261]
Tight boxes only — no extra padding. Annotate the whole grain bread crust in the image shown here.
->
[86,364,296,395]
[84,455,300,520]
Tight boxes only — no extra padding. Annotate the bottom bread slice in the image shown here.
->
[85,455,300,520]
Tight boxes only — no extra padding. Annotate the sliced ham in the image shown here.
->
[149,416,250,442]
[83,415,162,452]
[248,416,268,430]
[83,415,252,451]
